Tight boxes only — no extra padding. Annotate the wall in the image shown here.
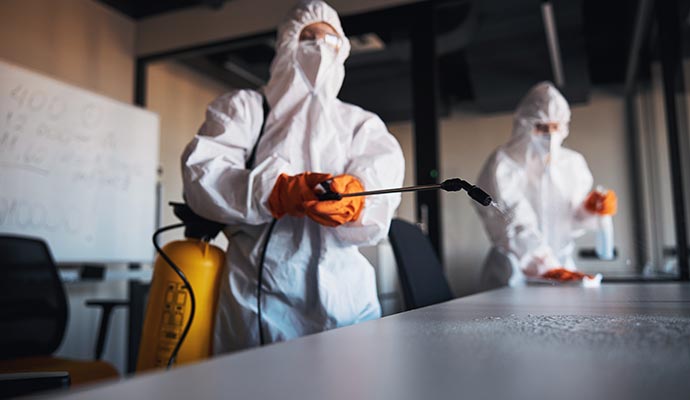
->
[145,61,231,246]
[0,0,134,104]
[0,0,136,373]
[388,88,635,297]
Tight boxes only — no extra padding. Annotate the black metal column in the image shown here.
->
[656,0,689,280]
[410,2,442,257]
[134,59,147,107]
[623,95,646,268]
[623,0,653,271]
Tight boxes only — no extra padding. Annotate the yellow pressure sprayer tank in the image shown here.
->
[137,203,225,372]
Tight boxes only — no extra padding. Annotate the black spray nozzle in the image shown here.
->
[170,202,225,241]
[317,180,343,201]
[467,186,493,207]
[441,179,493,206]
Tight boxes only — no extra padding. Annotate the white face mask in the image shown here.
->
[532,130,565,156]
[295,39,339,92]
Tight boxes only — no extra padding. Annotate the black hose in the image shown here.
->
[152,223,196,369]
[257,218,278,345]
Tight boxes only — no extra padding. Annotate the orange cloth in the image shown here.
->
[541,268,593,282]
[0,356,119,386]
[305,174,365,227]
[584,189,618,215]
[268,172,332,219]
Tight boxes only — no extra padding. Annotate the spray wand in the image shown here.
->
[317,178,493,207]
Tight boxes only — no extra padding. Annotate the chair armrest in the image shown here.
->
[85,300,129,360]
[0,371,70,398]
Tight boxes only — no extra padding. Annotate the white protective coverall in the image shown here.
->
[475,82,598,290]
[181,0,404,353]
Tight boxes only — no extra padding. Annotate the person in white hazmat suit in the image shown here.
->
[474,82,617,290]
[181,0,404,353]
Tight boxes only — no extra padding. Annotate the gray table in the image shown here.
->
[39,283,690,400]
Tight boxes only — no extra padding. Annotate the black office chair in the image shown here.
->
[0,235,123,396]
[388,219,454,310]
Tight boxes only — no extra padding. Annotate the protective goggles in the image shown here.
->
[322,33,342,50]
[300,26,343,51]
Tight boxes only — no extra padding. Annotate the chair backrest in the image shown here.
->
[0,236,67,359]
[388,219,454,310]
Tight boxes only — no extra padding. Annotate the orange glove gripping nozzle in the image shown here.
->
[268,172,332,219]
[304,174,365,227]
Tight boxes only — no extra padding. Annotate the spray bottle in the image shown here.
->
[137,202,225,372]
[593,186,615,260]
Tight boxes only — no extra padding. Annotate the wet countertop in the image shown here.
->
[40,283,690,400]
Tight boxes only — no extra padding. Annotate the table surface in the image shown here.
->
[38,283,690,400]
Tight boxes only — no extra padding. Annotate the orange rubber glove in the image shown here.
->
[304,174,365,227]
[584,189,618,216]
[268,172,332,219]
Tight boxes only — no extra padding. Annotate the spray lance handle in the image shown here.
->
[316,181,343,201]
[316,178,493,207]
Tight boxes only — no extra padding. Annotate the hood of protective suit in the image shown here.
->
[506,82,571,161]
[263,0,351,114]
[256,0,354,173]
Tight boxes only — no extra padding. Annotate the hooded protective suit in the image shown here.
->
[475,82,598,290]
[181,0,404,353]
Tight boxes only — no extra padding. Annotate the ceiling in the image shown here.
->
[99,0,659,122]
[97,0,229,19]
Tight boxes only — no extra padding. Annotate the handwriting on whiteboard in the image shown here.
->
[0,84,144,191]
[0,60,159,263]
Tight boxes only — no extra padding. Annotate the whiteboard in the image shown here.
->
[0,59,159,263]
